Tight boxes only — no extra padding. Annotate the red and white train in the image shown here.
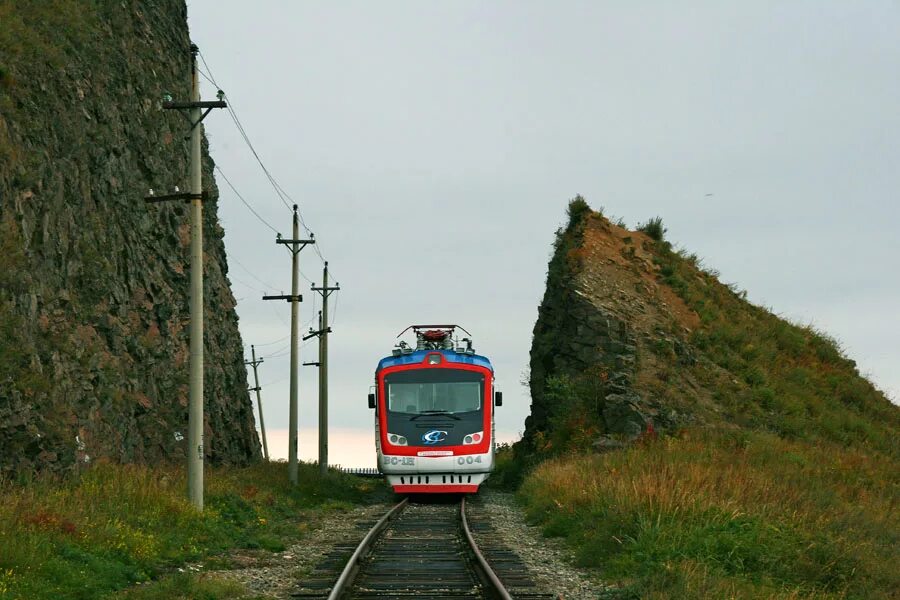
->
[369,325,501,493]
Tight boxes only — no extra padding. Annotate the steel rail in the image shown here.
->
[460,496,514,600]
[326,497,408,600]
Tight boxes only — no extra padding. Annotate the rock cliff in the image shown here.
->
[524,197,898,455]
[0,0,261,475]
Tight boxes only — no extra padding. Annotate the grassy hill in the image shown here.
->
[506,198,899,599]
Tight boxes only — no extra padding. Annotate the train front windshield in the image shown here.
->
[384,369,485,446]
[387,369,483,415]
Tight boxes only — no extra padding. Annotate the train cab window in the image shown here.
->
[385,369,484,415]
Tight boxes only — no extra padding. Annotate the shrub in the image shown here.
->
[638,216,667,241]
[566,195,592,227]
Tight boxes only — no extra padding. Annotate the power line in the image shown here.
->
[229,275,267,294]
[266,335,317,359]
[199,53,295,215]
[252,334,291,347]
[196,67,217,88]
[215,165,280,235]
[229,253,280,291]
[268,302,290,328]
[330,288,340,327]
[264,341,292,358]
[198,50,338,283]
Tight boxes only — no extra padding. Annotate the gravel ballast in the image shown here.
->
[471,489,612,599]
[208,489,610,599]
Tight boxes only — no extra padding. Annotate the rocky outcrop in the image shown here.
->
[0,1,260,476]
[524,199,699,451]
[524,198,900,462]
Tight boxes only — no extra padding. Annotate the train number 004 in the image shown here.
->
[457,456,482,465]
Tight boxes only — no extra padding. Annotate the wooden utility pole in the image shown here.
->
[144,43,225,511]
[245,345,269,461]
[302,311,327,472]
[310,263,339,476]
[263,205,314,485]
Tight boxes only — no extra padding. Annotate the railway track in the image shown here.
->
[292,496,556,599]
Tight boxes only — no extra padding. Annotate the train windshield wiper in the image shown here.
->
[410,410,461,421]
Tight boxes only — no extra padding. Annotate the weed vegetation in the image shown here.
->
[653,238,898,456]
[515,201,900,599]
[0,461,385,599]
[521,429,898,599]
[637,216,667,241]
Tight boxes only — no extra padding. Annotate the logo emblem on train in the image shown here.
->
[421,430,448,445]
[371,325,503,494]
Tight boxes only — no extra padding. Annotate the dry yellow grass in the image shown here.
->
[520,429,899,599]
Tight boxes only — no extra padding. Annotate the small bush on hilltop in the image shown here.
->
[637,216,667,241]
[566,195,592,226]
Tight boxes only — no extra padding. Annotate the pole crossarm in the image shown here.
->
[276,238,316,257]
[144,191,209,203]
[163,100,227,110]
[276,239,317,244]
[303,361,321,367]
[302,326,331,341]
[262,294,302,302]
[163,100,227,130]
[311,284,340,298]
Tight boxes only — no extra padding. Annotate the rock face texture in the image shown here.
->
[524,198,898,456]
[525,202,670,447]
[524,200,721,450]
[0,1,261,475]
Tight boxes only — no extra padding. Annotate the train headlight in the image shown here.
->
[463,431,483,445]
[388,433,407,446]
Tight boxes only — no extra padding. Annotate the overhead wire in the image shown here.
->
[251,334,290,347]
[228,254,281,293]
[200,51,343,370]
[215,165,280,236]
[266,336,317,359]
[260,376,289,387]
[256,306,318,359]
[229,275,267,295]
[198,57,296,216]
[198,51,339,283]
[264,341,292,358]
[332,289,340,326]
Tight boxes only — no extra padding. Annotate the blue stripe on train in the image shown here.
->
[376,349,493,372]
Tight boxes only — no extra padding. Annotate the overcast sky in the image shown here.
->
[186,1,899,464]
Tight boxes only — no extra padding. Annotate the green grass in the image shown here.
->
[649,241,899,457]
[113,573,264,600]
[520,429,899,599]
[0,461,386,599]
[110,572,259,600]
